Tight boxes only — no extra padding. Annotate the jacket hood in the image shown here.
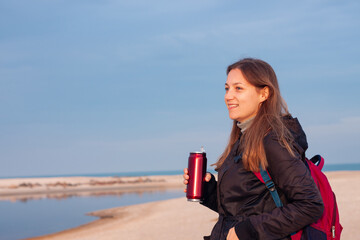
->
[282,115,308,157]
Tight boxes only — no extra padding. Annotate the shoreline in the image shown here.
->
[2,171,360,239]
[27,196,219,240]
[0,175,183,202]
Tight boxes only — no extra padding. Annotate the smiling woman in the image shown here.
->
[218,58,294,172]
[183,58,324,240]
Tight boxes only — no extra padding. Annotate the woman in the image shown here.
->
[183,58,324,240]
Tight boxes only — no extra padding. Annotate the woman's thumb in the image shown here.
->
[204,173,211,182]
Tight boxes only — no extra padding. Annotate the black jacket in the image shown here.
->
[201,116,324,240]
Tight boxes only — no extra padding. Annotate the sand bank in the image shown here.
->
[0,175,183,202]
[17,171,360,239]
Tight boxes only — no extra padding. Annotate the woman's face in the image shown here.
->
[225,69,265,123]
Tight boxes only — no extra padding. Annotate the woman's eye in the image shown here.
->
[236,87,242,90]
[225,87,229,91]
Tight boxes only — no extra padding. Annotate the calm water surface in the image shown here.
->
[0,189,184,240]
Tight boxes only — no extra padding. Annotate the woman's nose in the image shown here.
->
[225,90,234,100]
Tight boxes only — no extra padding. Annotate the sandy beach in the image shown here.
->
[0,175,183,203]
[1,171,359,240]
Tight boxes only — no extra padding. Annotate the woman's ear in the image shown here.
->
[260,86,269,103]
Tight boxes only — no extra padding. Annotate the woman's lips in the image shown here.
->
[228,104,238,110]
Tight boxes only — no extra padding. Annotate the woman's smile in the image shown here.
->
[227,103,239,110]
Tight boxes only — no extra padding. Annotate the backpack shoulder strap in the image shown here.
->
[259,165,283,207]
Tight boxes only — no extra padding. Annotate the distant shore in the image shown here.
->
[0,175,184,202]
[2,171,359,240]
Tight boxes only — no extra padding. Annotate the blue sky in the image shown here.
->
[1,0,359,177]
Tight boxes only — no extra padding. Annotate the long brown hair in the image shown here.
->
[214,58,295,172]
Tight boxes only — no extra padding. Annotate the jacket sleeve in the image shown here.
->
[200,173,218,212]
[235,135,324,240]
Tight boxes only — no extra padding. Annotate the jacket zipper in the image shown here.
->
[331,192,337,239]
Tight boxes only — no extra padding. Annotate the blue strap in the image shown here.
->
[260,166,298,236]
[259,165,283,207]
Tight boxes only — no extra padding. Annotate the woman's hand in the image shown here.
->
[226,227,239,240]
[183,168,212,193]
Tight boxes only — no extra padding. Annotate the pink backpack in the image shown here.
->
[254,155,343,240]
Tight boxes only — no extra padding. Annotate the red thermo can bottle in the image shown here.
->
[186,149,207,202]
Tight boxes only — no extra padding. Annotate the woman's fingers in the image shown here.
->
[183,168,189,183]
[204,173,212,182]
[183,168,189,194]
[183,168,189,192]
[183,168,189,179]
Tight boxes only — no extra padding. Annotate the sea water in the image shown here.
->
[2,163,360,179]
[0,189,184,240]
